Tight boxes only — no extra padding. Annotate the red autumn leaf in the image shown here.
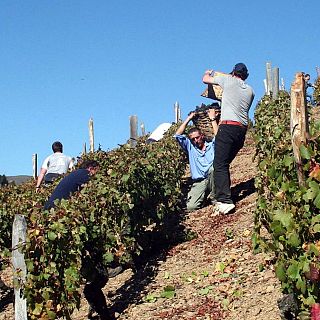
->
[309,163,320,181]
[311,303,320,320]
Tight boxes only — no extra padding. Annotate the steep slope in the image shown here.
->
[73,135,283,320]
[0,135,283,320]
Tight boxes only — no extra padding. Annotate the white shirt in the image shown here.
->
[41,153,73,174]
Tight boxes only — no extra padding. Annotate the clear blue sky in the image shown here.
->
[1,1,319,176]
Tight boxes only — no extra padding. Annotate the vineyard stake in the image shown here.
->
[32,153,37,180]
[129,115,138,147]
[266,62,272,95]
[89,118,94,152]
[272,67,279,99]
[12,214,27,320]
[174,101,180,123]
[140,122,145,136]
[290,72,309,186]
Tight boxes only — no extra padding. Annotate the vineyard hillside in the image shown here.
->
[0,133,284,320]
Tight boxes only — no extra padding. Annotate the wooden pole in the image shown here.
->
[290,72,308,186]
[174,101,179,123]
[32,154,37,180]
[140,122,145,136]
[129,115,138,147]
[82,142,87,155]
[12,214,27,320]
[272,67,279,99]
[266,62,272,95]
[263,79,268,94]
[89,118,94,153]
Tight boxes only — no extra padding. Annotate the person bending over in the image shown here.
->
[44,160,116,319]
[44,159,98,210]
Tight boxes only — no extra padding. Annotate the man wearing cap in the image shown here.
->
[202,63,255,214]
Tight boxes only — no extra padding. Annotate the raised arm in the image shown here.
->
[207,109,219,136]
[175,112,195,135]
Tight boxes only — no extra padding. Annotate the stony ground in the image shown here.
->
[0,136,284,320]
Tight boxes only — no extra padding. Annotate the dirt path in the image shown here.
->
[0,137,283,320]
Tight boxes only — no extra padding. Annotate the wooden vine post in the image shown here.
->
[12,214,27,320]
[272,67,279,99]
[89,118,94,153]
[290,72,309,186]
[129,115,138,147]
[174,101,180,123]
[140,122,145,136]
[266,62,272,95]
[32,153,37,180]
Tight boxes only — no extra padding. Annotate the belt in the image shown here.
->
[193,177,205,182]
[220,120,247,128]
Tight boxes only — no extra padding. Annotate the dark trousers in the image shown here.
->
[214,124,247,203]
[84,279,111,320]
[44,173,62,183]
[82,260,113,319]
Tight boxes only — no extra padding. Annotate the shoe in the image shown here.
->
[211,199,217,205]
[211,203,221,217]
[107,266,123,278]
[217,202,235,214]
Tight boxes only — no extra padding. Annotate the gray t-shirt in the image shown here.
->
[42,153,73,174]
[212,75,255,125]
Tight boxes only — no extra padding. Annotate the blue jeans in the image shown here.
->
[214,124,247,203]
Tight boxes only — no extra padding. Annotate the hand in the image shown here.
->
[187,112,196,121]
[204,69,213,76]
[35,187,40,193]
[207,109,216,120]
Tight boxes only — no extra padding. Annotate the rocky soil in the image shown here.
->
[0,136,284,320]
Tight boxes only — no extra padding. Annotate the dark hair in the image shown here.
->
[52,141,63,153]
[232,63,249,80]
[80,160,99,169]
[188,127,202,135]
[234,71,248,80]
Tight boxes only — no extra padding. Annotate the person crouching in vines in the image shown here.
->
[44,160,121,319]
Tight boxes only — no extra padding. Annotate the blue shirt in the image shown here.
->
[44,169,90,210]
[174,134,214,180]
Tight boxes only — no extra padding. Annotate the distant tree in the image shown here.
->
[0,174,8,187]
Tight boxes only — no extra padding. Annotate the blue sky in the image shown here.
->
[1,1,319,176]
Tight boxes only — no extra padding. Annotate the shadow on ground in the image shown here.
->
[107,206,195,318]
[0,288,13,313]
[231,177,255,203]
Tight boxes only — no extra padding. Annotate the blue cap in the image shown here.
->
[232,63,248,79]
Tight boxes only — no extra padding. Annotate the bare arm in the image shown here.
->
[207,109,219,136]
[175,112,195,135]
[36,168,47,192]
